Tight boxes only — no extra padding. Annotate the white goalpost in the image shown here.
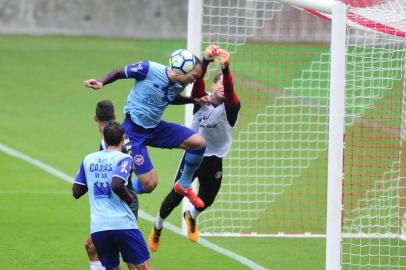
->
[186,0,406,269]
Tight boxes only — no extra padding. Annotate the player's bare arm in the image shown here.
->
[196,95,211,105]
[111,177,134,205]
[169,95,195,105]
[170,95,211,106]
[84,68,126,90]
[72,183,88,199]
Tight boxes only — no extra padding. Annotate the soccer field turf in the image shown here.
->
[0,35,329,270]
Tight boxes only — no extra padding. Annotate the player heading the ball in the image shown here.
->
[84,49,210,208]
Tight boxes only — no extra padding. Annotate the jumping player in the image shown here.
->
[148,45,241,251]
[84,52,207,208]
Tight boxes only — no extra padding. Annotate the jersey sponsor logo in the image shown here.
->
[89,162,113,172]
[134,154,144,166]
[199,110,214,121]
[199,123,218,128]
[93,181,112,198]
[214,171,222,180]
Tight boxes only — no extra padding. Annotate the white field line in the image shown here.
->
[0,143,74,183]
[0,191,71,195]
[0,142,269,270]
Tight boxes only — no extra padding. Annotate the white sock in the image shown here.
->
[155,214,164,230]
[90,260,105,270]
[190,208,200,220]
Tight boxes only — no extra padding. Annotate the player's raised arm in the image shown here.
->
[191,44,219,98]
[84,68,127,90]
[218,49,239,108]
[218,49,240,127]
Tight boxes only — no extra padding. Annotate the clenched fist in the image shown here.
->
[84,79,103,90]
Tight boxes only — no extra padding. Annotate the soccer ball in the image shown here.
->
[169,49,196,74]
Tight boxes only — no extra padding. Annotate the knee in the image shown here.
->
[186,134,206,150]
[143,181,157,193]
[194,135,206,149]
[140,175,158,193]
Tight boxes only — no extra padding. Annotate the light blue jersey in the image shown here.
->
[123,61,185,128]
[74,150,136,233]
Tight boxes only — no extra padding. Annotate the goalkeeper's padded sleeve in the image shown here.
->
[222,66,239,107]
[191,58,210,98]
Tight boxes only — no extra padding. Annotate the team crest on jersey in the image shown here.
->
[134,154,144,165]
[215,171,222,179]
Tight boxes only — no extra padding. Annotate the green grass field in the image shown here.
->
[0,35,330,270]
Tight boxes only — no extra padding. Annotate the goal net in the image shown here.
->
[340,1,406,269]
[197,0,332,236]
[194,0,406,258]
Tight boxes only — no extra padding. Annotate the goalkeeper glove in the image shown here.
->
[217,49,230,69]
[204,44,220,61]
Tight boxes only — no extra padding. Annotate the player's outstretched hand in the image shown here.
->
[194,95,212,106]
[217,49,230,69]
[84,79,103,90]
[204,44,220,61]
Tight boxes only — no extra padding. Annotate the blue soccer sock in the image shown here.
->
[131,176,145,194]
[178,145,206,188]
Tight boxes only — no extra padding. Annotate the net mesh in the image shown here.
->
[341,1,406,269]
[197,6,406,268]
[199,0,332,235]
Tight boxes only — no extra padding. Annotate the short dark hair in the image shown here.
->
[96,100,114,122]
[213,73,222,84]
[103,121,124,147]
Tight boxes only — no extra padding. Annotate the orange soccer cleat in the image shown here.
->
[174,181,205,208]
[184,210,199,242]
[147,225,162,252]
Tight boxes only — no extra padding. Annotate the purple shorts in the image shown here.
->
[122,118,196,175]
[91,229,149,269]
